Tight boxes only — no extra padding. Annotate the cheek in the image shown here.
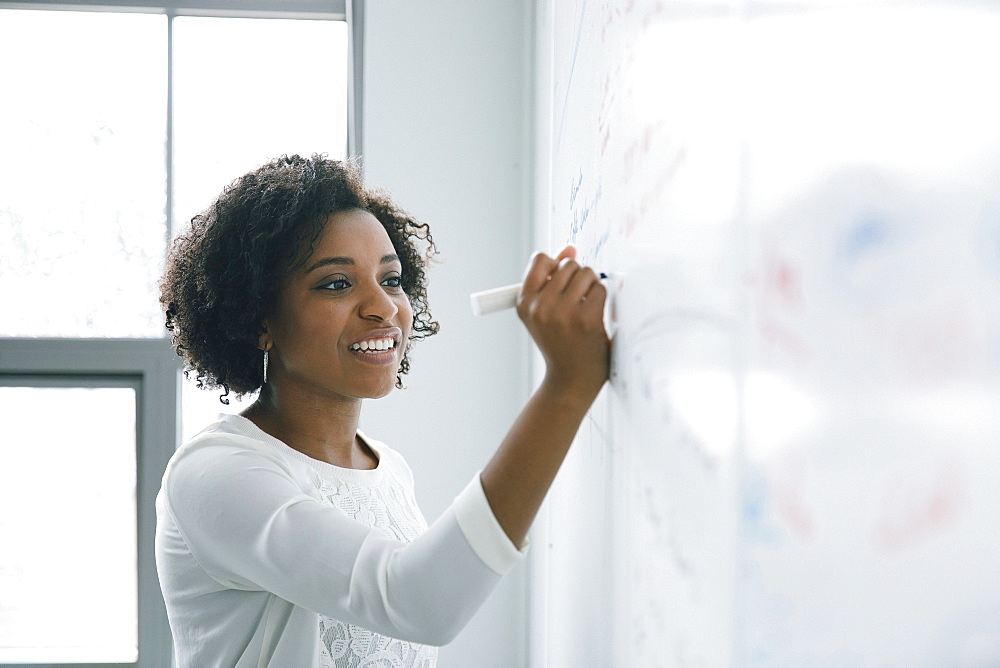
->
[399,296,415,331]
[273,299,348,354]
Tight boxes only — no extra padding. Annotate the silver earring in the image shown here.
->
[263,350,269,385]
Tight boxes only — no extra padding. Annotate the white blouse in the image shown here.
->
[155,414,525,667]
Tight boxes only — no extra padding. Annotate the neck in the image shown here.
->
[242,383,376,470]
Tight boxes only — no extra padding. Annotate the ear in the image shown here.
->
[258,322,272,352]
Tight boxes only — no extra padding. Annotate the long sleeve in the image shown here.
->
[158,430,525,653]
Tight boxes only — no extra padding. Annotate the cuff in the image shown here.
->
[452,472,529,575]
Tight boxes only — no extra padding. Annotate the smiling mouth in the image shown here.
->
[348,337,398,353]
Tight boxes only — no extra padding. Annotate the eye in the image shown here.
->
[382,275,403,290]
[318,277,351,291]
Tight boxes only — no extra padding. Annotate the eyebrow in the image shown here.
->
[306,254,400,274]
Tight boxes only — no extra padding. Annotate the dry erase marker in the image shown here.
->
[470,272,608,316]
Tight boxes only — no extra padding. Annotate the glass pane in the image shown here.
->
[0,386,138,663]
[172,17,348,233]
[0,10,168,338]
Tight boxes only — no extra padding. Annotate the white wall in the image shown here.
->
[358,2,534,665]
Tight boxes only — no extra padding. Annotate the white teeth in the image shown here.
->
[351,338,395,352]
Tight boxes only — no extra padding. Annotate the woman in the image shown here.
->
[155,154,609,667]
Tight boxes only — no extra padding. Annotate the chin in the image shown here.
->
[359,374,400,400]
[367,384,397,400]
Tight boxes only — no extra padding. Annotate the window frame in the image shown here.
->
[0,2,360,664]
[0,0,347,19]
[0,339,178,667]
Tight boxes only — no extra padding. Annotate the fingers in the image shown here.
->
[521,255,581,300]
[544,258,604,308]
[519,245,578,294]
[562,263,604,305]
[520,251,560,296]
[552,244,576,263]
[518,251,606,318]
[545,257,582,295]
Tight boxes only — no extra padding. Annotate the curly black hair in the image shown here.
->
[160,154,439,402]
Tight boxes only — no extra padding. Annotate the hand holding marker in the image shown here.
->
[470,254,608,315]
[472,245,611,400]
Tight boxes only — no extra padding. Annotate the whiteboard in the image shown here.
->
[533,1,1000,666]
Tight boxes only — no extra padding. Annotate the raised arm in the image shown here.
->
[479,246,611,547]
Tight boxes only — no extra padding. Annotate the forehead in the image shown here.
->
[308,209,396,259]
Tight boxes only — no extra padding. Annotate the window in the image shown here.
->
[0,9,168,338]
[0,1,355,664]
[0,340,179,667]
[0,382,139,664]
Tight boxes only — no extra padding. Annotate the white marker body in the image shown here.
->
[470,283,521,316]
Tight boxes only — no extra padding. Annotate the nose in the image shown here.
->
[358,281,399,322]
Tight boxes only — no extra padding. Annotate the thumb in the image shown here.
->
[553,244,577,263]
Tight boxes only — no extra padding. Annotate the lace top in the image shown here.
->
[312,457,438,667]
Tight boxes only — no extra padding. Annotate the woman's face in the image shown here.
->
[262,208,413,401]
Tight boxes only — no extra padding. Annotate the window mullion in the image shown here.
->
[166,10,175,242]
